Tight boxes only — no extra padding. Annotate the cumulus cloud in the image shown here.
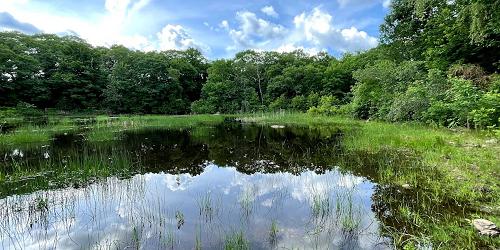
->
[275,43,323,56]
[0,0,210,53]
[337,0,390,9]
[292,7,378,52]
[261,5,278,18]
[222,6,377,55]
[228,11,287,50]
[0,0,156,51]
[157,24,210,53]
[219,20,229,30]
[105,0,151,19]
[0,12,40,34]
[383,0,391,8]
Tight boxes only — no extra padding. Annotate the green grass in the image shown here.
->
[236,112,500,249]
[269,220,279,246]
[224,231,249,250]
[0,148,142,197]
[0,114,226,146]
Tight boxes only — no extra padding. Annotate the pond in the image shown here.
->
[0,123,394,249]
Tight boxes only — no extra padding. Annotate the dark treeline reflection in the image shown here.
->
[0,123,344,197]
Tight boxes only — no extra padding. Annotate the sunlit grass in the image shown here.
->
[235,112,500,249]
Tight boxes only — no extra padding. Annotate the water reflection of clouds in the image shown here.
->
[0,164,390,249]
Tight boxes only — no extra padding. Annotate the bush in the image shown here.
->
[425,78,480,127]
[16,102,48,126]
[307,95,339,115]
[470,92,500,128]
[269,95,288,111]
[307,92,320,108]
[448,64,489,89]
[388,83,429,122]
[351,60,426,120]
[290,95,308,112]
[191,100,216,114]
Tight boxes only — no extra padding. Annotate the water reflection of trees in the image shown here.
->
[102,123,345,176]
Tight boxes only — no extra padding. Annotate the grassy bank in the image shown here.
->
[0,114,226,147]
[237,112,500,249]
[0,112,499,248]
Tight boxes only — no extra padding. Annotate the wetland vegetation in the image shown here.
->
[1,0,500,249]
[0,113,498,249]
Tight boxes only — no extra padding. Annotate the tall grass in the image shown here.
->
[0,148,142,197]
[224,231,249,250]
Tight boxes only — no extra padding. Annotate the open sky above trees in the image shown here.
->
[0,0,390,58]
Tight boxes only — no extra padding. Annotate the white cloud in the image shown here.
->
[261,5,278,18]
[337,0,390,9]
[383,0,391,8]
[0,0,211,54]
[337,0,374,8]
[219,20,229,30]
[275,43,323,56]
[0,0,156,51]
[292,7,378,52]
[157,24,210,53]
[228,11,287,50]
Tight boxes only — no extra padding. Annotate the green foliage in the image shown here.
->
[290,95,308,112]
[224,232,249,250]
[15,102,48,125]
[307,95,339,116]
[192,59,259,114]
[0,32,206,114]
[425,78,480,127]
[268,95,288,111]
[388,84,429,122]
[351,60,426,119]
[472,92,500,128]
[2,0,500,129]
[381,0,500,71]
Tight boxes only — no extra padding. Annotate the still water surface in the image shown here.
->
[0,124,391,249]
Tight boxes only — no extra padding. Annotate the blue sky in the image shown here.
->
[0,0,391,58]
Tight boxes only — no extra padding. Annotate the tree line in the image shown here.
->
[1,0,499,128]
[0,33,207,114]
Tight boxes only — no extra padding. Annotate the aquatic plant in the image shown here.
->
[175,210,185,229]
[268,220,279,247]
[224,231,249,250]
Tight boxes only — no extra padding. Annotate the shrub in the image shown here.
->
[16,102,48,126]
[269,95,288,111]
[191,100,216,114]
[307,95,339,115]
[470,92,500,128]
[290,95,308,112]
[388,83,430,122]
[425,78,480,127]
[448,64,489,89]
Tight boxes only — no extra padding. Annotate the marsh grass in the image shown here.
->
[236,113,500,249]
[239,186,256,219]
[175,210,184,229]
[0,148,142,197]
[224,231,249,250]
[195,226,202,250]
[197,191,220,222]
[311,193,331,220]
[268,220,279,247]
[0,114,226,146]
[0,112,498,249]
